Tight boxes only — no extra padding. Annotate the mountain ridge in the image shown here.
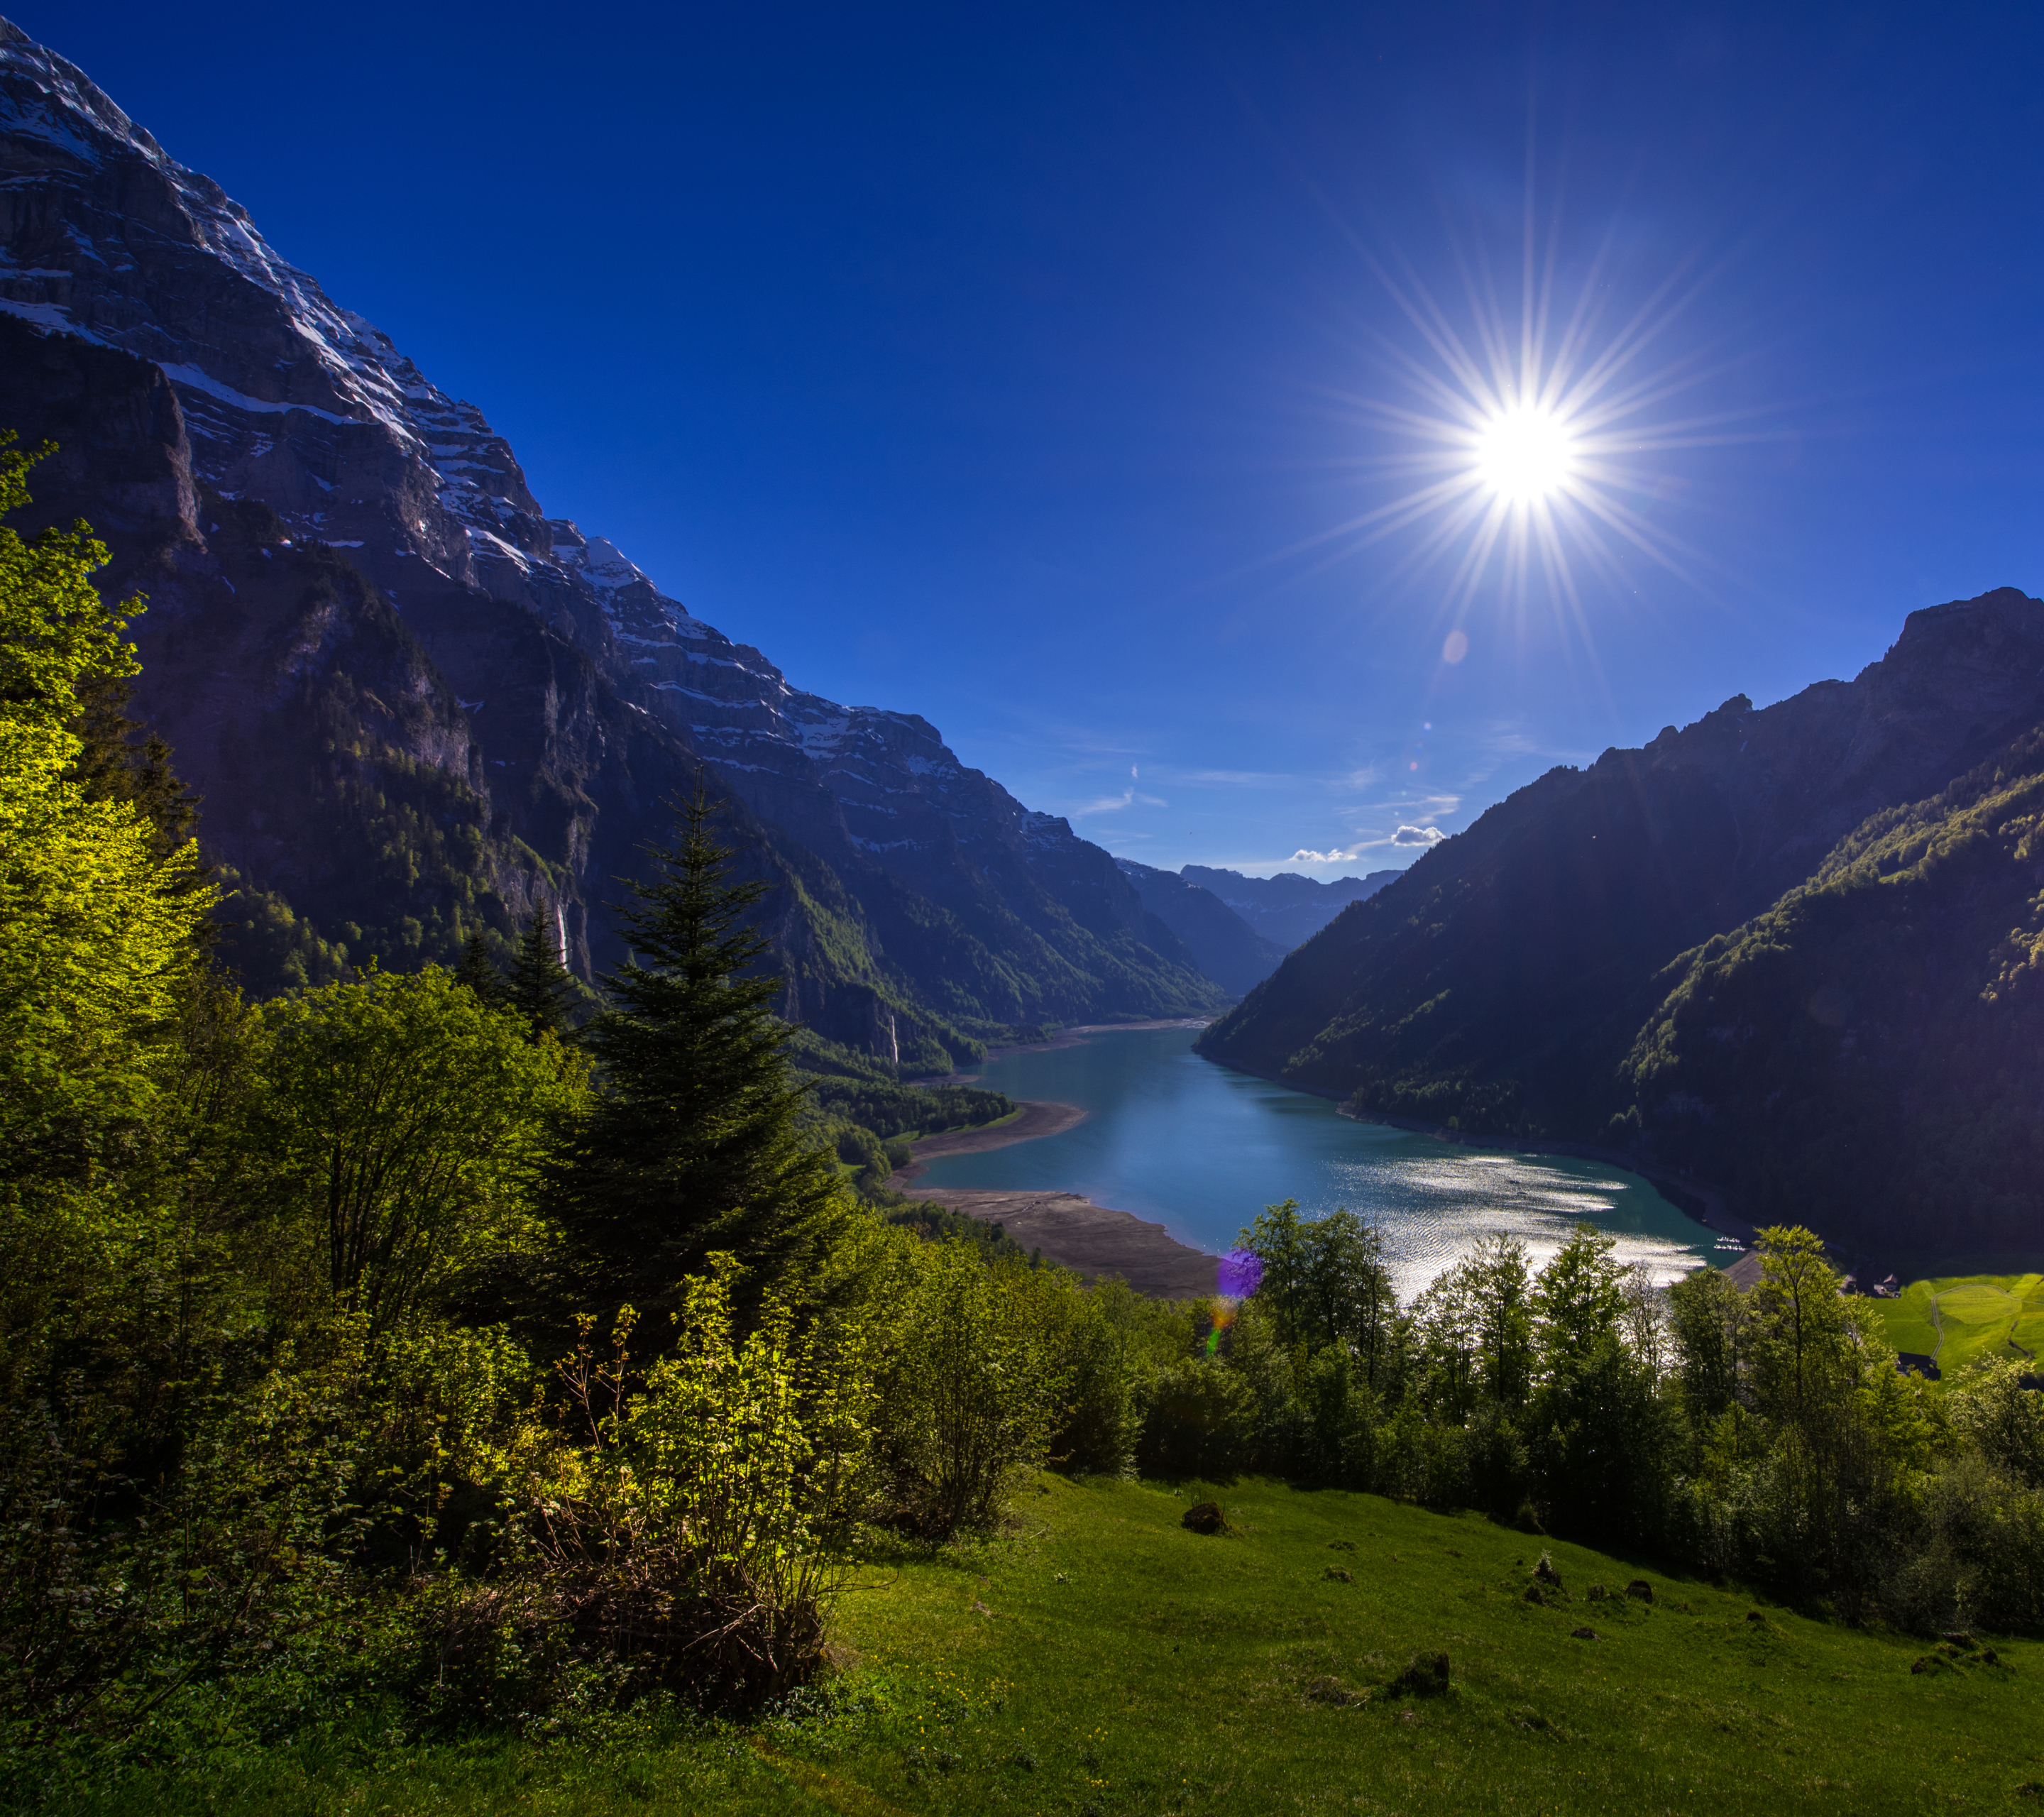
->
[1180,864,1401,949]
[0,16,1226,1053]
[1199,586,2044,1251]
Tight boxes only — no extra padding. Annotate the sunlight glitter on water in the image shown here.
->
[916,1025,1720,1302]
[1320,1151,1710,1302]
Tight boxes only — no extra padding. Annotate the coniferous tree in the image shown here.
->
[506,906,577,1042]
[548,782,849,1321]
[454,931,505,1008]
[68,671,201,860]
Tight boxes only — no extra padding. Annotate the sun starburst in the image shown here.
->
[1260,194,1761,665]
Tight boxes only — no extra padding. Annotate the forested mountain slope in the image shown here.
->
[1199,588,2044,1249]
[1114,859,1285,994]
[0,19,1223,1052]
[1619,723,2044,1255]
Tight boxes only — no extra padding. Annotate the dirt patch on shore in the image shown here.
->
[898,1185,1219,1299]
[895,1080,1219,1297]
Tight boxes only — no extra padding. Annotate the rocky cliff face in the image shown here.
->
[0,18,1224,1048]
[1199,587,2044,1146]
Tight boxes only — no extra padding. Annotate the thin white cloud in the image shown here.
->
[1288,845,1372,863]
[1150,766,1297,788]
[1287,820,1446,862]
[1071,787,1168,817]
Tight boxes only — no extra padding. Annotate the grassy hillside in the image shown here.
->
[62,1475,2043,1816]
[1867,1275,2044,1371]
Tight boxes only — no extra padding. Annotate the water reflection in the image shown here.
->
[917,1025,1718,1300]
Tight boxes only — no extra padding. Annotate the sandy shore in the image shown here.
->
[897,1090,1219,1297]
[899,1184,1219,1299]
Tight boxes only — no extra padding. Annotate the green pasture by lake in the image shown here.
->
[921,1024,1730,1300]
[1869,1274,2044,1373]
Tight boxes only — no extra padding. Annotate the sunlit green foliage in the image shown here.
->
[251,966,591,1326]
[872,1241,1070,1535]
[0,437,210,1170]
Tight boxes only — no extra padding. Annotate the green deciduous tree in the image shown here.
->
[255,965,590,1328]
[0,437,210,1178]
[1239,1200,1395,1375]
[872,1240,1067,1535]
[1533,1224,1628,1382]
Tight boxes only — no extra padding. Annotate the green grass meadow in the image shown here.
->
[1869,1274,2044,1370]
[54,1474,2044,1817]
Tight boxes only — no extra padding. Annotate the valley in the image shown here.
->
[4,13,2044,1816]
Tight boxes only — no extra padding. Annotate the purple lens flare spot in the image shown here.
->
[1218,1248,1263,1299]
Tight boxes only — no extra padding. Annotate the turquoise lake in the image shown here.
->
[917,1023,1732,1299]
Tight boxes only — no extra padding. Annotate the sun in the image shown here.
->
[1251,207,1748,641]
[1473,404,1578,506]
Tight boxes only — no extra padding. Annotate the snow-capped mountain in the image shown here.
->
[0,17,1224,1053]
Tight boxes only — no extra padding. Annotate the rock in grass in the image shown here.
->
[1389,1651,1451,1696]
[1304,1674,1361,1706]
[1940,1630,1977,1650]
[1328,1538,1357,1552]
[1324,1566,1354,1583]
[1587,1583,1608,1601]
[1534,1552,1565,1591]
[1571,1627,1598,1641]
[1626,1579,1654,1603]
[1182,1500,1226,1534]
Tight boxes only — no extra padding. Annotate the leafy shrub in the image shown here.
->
[1138,1358,1255,1481]
[473,1261,874,1712]
[872,1242,1066,1535]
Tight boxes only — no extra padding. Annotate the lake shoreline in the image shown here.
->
[895,1181,1220,1298]
[1331,1105,1757,1248]
[898,1092,1220,1297]
[903,1030,1734,1294]
[901,1098,1089,1161]
[913,1017,1214,1085]
[1193,1052,1754,1249]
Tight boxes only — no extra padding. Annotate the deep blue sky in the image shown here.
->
[26,2,2044,875]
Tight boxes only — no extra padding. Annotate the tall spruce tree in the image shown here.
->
[547,782,848,1319]
[506,906,577,1042]
[454,931,506,1007]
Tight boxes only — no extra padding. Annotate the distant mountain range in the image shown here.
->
[0,18,1231,1065]
[1201,587,2044,1258]
[1180,866,1402,950]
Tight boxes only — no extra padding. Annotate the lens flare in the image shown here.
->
[1206,1248,1264,1354]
